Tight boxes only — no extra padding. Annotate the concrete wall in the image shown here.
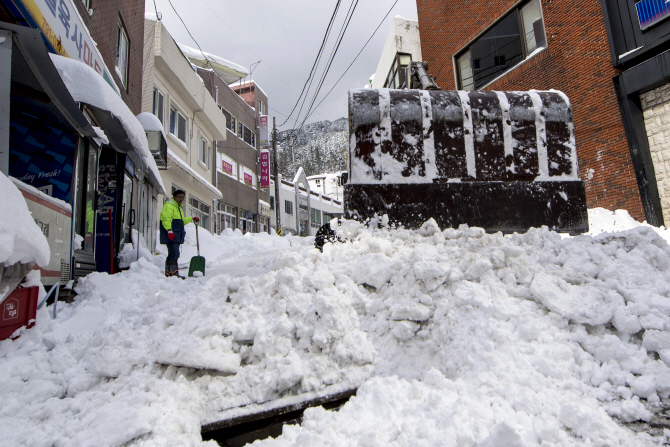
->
[641,84,670,225]
[371,17,422,89]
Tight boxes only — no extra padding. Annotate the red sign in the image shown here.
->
[244,172,253,186]
[221,160,233,175]
[260,150,270,188]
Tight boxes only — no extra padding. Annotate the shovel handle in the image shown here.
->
[195,222,200,256]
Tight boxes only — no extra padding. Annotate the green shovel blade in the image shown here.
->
[188,256,206,277]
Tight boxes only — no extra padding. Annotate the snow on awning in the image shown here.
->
[49,54,166,195]
[167,149,222,199]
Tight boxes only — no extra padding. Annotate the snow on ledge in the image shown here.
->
[10,177,72,212]
[167,149,222,198]
[177,43,248,77]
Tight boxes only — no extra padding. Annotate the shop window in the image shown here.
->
[285,200,293,215]
[189,195,210,230]
[310,208,321,227]
[199,136,210,170]
[384,53,412,89]
[116,23,129,88]
[153,88,164,124]
[169,107,187,143]
[455,0,545,90]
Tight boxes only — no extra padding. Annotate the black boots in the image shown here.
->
[164,260,184,279]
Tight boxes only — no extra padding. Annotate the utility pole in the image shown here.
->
[272,117,281,235]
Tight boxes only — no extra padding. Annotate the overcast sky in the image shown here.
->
[147,0,418,130]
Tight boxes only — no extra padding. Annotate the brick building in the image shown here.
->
[73,0,145,115]
[416,0,646,222]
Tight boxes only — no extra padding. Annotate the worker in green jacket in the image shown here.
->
[160,189,199,277]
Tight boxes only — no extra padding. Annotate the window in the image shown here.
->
[116,23,129,88]
[189,195,210,230]
[220,107,237,133]
[270,196,274,210]
[311,208,321,227]
[285,200,293,215]
[169,107,187,143]
[455,0,545,91]
[238,121,243,139]
[384,53,412,89]
[242,124,254,147]
[153,88,164,124]
[82,0,91,9]
[199,135,210,169]
[238,209,255,233]
[259,100,267,115]
[217,202,236,231]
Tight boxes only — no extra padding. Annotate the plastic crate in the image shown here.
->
[0,286,39,340]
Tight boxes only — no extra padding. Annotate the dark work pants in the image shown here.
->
[165,242,181,276]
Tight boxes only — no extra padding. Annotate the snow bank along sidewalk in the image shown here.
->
[3,210,670,445]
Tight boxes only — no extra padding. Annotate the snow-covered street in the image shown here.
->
[2,209,670,446]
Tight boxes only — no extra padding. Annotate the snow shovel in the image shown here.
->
[188,222,206,277]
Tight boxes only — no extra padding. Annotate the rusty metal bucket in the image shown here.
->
[345,89,588,233]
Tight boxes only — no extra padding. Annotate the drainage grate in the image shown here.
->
[202,389,356,446]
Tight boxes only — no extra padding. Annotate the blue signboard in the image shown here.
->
[9,109,77,202]
[636,0,670,30]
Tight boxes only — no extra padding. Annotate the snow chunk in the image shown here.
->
[529,272,623,325]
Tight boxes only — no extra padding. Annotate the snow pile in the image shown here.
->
[0,171,49,268]
[4,214,670,445]
[118,230,154,269]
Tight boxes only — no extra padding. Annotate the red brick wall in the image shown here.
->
[417,0,646,221]
[75,0,145,115]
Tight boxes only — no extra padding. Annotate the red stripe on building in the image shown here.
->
[34,266,61,278]
[20,190,72,218]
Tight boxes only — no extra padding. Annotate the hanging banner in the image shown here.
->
[260,149,270,189]
[259,115,269,148]
[16,0,119,94]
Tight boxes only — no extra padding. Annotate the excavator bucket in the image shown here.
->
[344,89,588,234]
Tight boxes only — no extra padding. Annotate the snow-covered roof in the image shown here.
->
[49,54,166,195]
[0,172,50,269]
[167,149,222,198]
[177,43,248,85]
[145,11,158,22]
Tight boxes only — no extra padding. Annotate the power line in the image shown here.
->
[303,0,400,123]
[278,0,343,126]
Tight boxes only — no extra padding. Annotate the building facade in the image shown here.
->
[370,16,422,89]
[1,0,164,288]
[416,0,646,222]
[142,18,225,233]
[601,0,670,227]
[197,73,271,234]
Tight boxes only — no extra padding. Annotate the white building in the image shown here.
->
[142,18,226,232]
[270,169,344,237]
[307,172,345,202]
[370,16,423,89]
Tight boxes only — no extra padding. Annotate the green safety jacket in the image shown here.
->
[159,199,192,244]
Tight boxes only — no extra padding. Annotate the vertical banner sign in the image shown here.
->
[17,0,119,93]
[259,115,269,148]
[260,149,270,188]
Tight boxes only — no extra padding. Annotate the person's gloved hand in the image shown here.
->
[167,230,175,241]
[193,217,200,223]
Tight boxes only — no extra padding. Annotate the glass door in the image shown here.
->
[121,173,134,245]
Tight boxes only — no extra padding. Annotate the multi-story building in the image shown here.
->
[142,17,226,233]
[192,66,271,234]
[1,0,164,287]
[370,16,422,89]
[416,0,647,223]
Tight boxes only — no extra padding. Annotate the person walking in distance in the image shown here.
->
[160,190,199,277]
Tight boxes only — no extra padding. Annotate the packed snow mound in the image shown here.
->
[0,171,49,268]
[4,217,670,445]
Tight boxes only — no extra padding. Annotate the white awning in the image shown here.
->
[49,54,166,195]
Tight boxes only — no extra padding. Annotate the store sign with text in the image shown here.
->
[259,115,269,147]
[260,150,270,188]
[243,172,253,186]
[18,0,119,93]
[221,160,233,175]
